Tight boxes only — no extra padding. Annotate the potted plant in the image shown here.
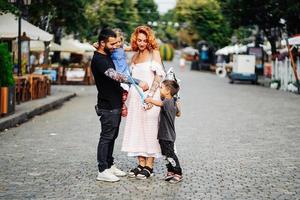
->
[0,43,15,116]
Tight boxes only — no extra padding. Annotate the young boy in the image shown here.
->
[144,80,183,183]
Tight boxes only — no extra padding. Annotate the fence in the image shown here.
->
[272,57,300,91]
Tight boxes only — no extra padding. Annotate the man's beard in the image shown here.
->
[104,46,112,55]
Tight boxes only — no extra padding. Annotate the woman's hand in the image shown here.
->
[143,103,153,110]
[144,97,152,104]
[139,81,149,91]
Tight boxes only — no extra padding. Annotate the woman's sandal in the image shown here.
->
[136,166,153,180]
[128,165,144,178]
[168,174,183,184]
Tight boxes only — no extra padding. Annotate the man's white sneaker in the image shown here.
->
[96,169,120,182]
[108,165,127,177]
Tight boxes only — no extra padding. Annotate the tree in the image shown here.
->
[1,0,92,41]
[221,0,300,55]
[175,0,232,48]
[0,0,17,14]
[282,0,300,35]
[25,0,93,62]
[155,9,179,44]
[85,0,139,42]
[136,0,160,25]
[28,0,92,39]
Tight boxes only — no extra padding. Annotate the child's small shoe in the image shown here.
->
[168,174,183,184]
[164,171,175,181]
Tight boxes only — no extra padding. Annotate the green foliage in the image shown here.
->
[136,0,160,25]
[221,0,282,31]
[156,9,179,44]
[221,0,300,53]
[85,0,139,41]
[27,0,93,40]
[0,43,14,87]
[233,27,253,44]
[0,0,18,14]
[175,0,232,48]
[283,0,300,35]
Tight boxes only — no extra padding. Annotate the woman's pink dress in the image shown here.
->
[121,60,165,158]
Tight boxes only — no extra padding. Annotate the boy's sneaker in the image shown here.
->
[108,165,127,177]
[96,169,120,182]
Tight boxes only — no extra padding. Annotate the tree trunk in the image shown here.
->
[52,26,62,63]
[263,29,277,60]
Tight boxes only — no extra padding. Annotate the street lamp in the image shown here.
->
[8,0,32,76]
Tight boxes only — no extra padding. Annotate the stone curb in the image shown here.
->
[0,93,76,132]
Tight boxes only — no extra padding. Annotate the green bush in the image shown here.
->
[0,43,14,87]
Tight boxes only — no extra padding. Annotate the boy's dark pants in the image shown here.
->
[97,108,121,172]
[159,140,182,175]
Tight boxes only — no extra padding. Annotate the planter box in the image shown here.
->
[1,86,15,116]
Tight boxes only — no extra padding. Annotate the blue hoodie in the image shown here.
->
[111,48,130,75]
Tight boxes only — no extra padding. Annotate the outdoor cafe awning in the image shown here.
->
[281,35,300,46]
[216,42,272,56]
[60,38,96,54]
[30,38,96,53]
[30,41,63,52]
[0,12,53,41]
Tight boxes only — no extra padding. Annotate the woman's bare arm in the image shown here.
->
[147,50,164,98]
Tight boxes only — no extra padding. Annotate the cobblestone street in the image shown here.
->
[1,60,300,199]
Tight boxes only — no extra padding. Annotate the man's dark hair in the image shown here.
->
[98,28,116,43]
[162,80,180,96]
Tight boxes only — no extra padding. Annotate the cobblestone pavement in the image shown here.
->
[1,59,300,200]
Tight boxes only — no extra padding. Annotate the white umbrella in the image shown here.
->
[182,46,198,55]
[60,38,96,54]
[30,41,63,52]
[216,46,229,55]
[0,12,53,41]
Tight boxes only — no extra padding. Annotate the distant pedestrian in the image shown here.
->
[91,28,149,182]
[179,55,186,72]
[144,79,183,183]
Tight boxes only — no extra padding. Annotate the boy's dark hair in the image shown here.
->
[162,80,180,97]
[98,28,116,43]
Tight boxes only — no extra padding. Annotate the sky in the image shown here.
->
[154,0,177,14]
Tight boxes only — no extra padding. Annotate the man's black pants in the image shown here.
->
[97,108,121,172]
[159,140,182,175]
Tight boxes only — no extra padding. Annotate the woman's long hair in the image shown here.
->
[130,26,158,51]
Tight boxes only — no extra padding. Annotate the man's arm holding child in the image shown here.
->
[104,68,148,91]
[94,56,148,91]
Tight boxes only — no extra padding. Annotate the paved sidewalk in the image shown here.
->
[0,86,76,132]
